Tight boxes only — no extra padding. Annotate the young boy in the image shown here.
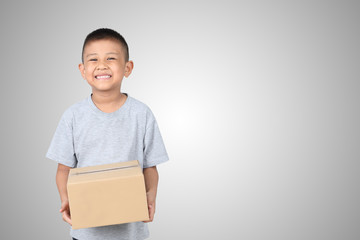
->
[46,28,169,240]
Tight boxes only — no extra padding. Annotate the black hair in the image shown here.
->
[81,28,129,63]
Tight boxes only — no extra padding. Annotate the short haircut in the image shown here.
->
[81,28,129,63]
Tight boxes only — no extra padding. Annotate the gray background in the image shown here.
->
[0,0,359,239]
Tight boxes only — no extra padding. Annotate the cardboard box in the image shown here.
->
[67,160,149,229]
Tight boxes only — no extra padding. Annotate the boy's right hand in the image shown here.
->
[59,200,72,226]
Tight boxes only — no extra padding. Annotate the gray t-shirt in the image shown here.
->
[46,93,169,240]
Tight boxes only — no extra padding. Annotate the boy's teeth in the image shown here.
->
[96,75,111,79]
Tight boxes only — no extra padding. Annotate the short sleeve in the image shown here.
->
[143,109,169,168]
[46,109,77,167]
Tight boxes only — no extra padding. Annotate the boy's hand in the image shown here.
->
[59,200,72,226]
[143,191,156,223]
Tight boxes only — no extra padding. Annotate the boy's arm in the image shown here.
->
[56,163,72,225]
[143,166,159,223]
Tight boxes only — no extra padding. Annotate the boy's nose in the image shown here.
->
[97,66,108,70]
[97,61,108,70]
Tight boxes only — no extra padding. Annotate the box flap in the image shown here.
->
[68,160,142,184]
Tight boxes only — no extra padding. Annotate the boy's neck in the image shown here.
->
[91,91,127,113]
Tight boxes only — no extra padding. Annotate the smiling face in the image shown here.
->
[78,39,133,94]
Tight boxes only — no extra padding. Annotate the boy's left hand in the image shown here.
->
[143,191,156,223]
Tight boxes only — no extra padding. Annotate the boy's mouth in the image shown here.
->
[95,74,112,79]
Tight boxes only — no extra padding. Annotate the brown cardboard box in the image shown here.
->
[67,160,149,229]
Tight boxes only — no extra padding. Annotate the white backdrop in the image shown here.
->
[0,1,359,239]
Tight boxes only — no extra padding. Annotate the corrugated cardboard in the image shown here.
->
[67,160,149,229]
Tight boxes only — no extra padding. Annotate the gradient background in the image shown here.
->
[0,1,359,239]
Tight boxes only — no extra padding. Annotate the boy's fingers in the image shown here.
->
[149,205,155,221]
[62,211,72,226]
[63,215,72,226]
[143,204,155,223]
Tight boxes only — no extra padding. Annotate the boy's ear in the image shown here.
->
[124,61,134,78]
[78,63,86,79]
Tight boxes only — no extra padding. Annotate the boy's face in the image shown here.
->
[78,39,133,94]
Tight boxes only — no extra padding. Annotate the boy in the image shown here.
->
[46,28,169,240]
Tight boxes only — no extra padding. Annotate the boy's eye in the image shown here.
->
[89,59,97,62]
[107,57,116,60]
